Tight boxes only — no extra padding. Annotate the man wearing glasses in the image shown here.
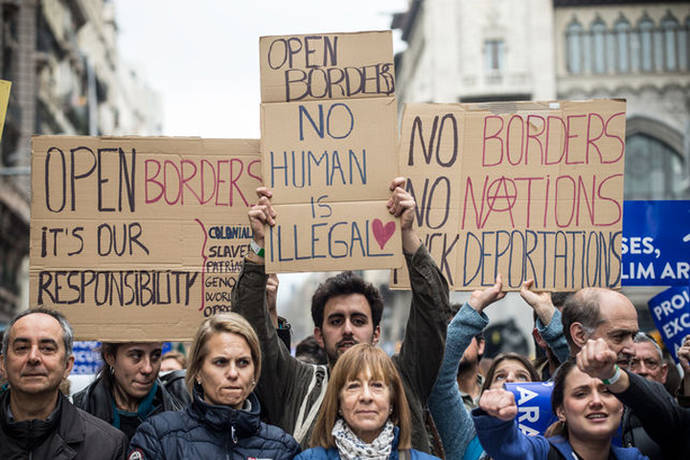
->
[630,333,668,385]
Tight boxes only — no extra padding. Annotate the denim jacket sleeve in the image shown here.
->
[429,303,488,460]
[535,308,570,364]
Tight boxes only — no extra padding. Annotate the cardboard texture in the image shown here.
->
[265,201,402,273]
[0,80,11,142]
[261,97,397,204]
[260,31,402,273]
[260,31,395,103]
[30,136,261,341]
[393,100,626,291]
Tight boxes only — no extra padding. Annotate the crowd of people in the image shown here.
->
[1,177,689,460]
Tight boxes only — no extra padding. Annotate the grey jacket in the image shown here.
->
[231,245,450,453]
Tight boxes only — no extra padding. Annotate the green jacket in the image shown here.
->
[231,245,450,453]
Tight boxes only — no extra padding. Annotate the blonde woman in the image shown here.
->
[128,313,299,459]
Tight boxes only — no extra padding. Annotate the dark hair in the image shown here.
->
[2,308,74,362]
[480,352,540,393]
[311,271,383,329]
[551,357,577,415]
[546,357,579,438]
[295,335,328,365]
[562,288,605,349]
[98,343,123,391]
[99,342,165,392]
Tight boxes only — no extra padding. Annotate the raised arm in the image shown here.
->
[428,278,503,460]
[391,177,451,400]
[577,338,690,457]
[520,280,570,363]
[231,187,317,439]
[472,389,551,460]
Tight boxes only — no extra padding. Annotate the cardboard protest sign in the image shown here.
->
[260,31,395,103]
[393,100,626,291]
[0,80,11,142]
[30,136,261,341]
[260,31,402,273]
[649,286,690,362]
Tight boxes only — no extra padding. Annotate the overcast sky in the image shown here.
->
[115,1,406,138]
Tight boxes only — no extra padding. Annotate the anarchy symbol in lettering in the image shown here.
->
[483,176,518,228]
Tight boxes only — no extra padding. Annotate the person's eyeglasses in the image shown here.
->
[630,358,660,370]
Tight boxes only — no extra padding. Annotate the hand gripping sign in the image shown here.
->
[504,381,557,436]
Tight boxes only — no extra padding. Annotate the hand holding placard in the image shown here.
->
[388,177,421,254]
[248,186,276,255]
[468,274,506,314]
[520,279,556,326]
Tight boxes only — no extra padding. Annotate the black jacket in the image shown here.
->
[0,390,127,460]
[128,389,300,460]
[621,407,663,460]
[72,371,190,440]
[617,369,690,459]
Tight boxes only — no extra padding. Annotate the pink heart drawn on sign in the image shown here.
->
[372,219,396,250]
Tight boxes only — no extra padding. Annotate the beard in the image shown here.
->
[457,357,476,374]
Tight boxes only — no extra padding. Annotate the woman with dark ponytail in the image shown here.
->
[472,357,647,460]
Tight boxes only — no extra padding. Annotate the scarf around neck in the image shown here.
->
[332,417,395,460]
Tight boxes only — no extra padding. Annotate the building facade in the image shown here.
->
[390,0,690,345]
[0,0,161,322]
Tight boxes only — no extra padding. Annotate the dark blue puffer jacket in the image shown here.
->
[127,389,300,460]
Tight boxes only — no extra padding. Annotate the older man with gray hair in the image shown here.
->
[0,307,127,459]
[631,332,668,385]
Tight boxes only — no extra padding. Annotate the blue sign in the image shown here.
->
[622,200,690,286]
[72,341,103,374]
[649,286,690,362]
[504,382,556,436]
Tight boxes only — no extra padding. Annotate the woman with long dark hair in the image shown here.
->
[73,342,189,440]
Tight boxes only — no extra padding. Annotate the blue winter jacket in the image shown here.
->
[472,410,648,460]
[428,303,570,460]
[295,427,439,460]
[128,389,300,460]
